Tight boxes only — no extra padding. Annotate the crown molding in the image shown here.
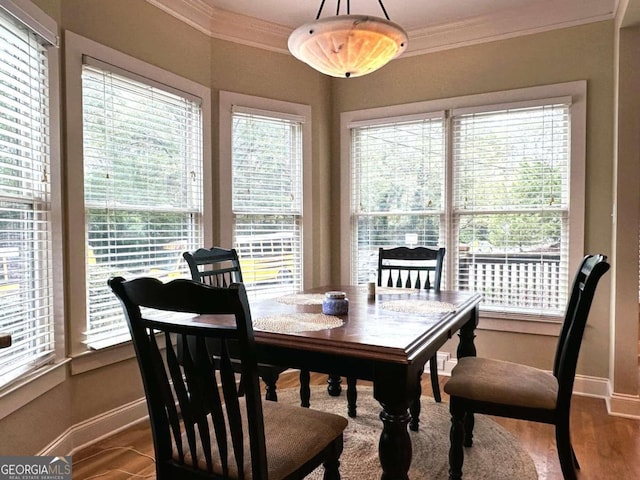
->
[147,0,617,57]
[404,0,616,57]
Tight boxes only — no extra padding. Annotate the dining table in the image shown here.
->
[245,284,482,480]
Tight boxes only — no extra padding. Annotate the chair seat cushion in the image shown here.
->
[177,398,348,479]
[444,356,558,410]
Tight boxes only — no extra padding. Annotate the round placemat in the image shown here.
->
[376,287,420,295]
[380,299,457,314]
[253,312,344,333]
[276,293,325,305]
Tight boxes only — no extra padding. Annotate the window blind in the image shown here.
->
[351,116,445,284]
[231,110,303,299]
[82,64,203,348]
[0,8,54,385]
[452,103,570,315]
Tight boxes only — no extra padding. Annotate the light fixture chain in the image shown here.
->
[378,0,391,20]
[317,0,392,20]
[315,0,327,20]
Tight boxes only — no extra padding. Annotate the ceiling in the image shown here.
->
[147,0,619,56]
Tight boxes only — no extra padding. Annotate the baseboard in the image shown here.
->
[607,391,640,419]
[37,397,149,456]
[36,361,640,457]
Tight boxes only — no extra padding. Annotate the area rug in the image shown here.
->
[276,386,538,480]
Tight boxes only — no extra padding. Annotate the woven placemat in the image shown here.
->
[375,287,420,295]
[380,299,457,314]
[276,293,325,305]
[253,312,344,333]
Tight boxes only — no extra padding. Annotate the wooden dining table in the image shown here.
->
[245,284,482,480]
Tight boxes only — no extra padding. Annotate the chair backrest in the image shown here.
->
[183,247,243,287]
[108,277,268,479]
[377,246,445,291]
[553,254,609,412]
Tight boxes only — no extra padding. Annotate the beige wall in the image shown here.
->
[0,0,332,455]
[330,20,616,379]
[612,23,640,397]
[0,0,630,455]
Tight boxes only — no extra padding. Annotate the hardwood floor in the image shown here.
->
[72,371,640,479]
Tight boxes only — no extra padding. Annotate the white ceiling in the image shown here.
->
[147,0,619,56]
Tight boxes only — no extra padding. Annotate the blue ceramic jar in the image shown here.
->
[322,291,349,315]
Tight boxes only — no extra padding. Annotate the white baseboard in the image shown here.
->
[37,359,640,457]
[38,397,149,456]
[607,391,640,419]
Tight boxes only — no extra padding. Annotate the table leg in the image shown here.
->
[455,306,478,455]
[456,306,478,359]
[327,374,342,396]
[374,369,414,480]
[377,399,412,480]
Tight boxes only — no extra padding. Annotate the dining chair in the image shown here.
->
[183,247,288,402]
[319,246,445,426]
[348,246,445,427]
[109,277,348,480]
[183,247,244,287]
[444,254,610,480]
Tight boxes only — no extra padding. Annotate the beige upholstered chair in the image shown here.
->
[109,277,347,480]
[444,254,609,480]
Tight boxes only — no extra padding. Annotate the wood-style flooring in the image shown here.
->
[72,371,640,480]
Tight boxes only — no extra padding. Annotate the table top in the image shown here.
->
[246,285,481,364]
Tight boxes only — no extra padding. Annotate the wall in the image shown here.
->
[330,20,615,378]
[0,1,625,456]
[0,0,331,455]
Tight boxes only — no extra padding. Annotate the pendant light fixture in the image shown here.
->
[288,0,408,78]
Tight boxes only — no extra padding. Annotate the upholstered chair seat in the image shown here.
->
[178,399,348,479]
[445,357,558,411]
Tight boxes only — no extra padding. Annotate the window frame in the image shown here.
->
[64,31,212,370]
[219,91,313,291]
[340,82,586,335]
[0,0,65,418]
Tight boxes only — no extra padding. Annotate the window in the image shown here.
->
[80,60,204,348]
[452,102,570,314]
[0,2,59,387]
[219,92,312,300]
[342,83,585,322]
[350,114,445,284]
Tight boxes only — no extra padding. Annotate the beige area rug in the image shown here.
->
[276,386,538,480]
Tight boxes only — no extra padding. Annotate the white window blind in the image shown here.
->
[348,98,574,317]
[351,116,445,284]
[452,102,570,315]
[0,8,54,385]
[231,109,303,299]
[82,64,203,348]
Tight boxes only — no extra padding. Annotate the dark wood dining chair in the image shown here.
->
[183,247,244,287]
[444,254,610,480]
[183,247,288,402]
[346,246,445,426]
[109,277,348,480]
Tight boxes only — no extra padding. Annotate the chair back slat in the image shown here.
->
[553,254,609,410]
[155,332,187,462]
[108,277,267,479]
[378,246,445,291]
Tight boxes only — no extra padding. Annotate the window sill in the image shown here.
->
[71,341,137,375]
[71,332,173,375]
[0,359,69,421]
[478,312,563,336]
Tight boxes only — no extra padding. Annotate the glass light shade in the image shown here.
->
[288,15,408,78]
